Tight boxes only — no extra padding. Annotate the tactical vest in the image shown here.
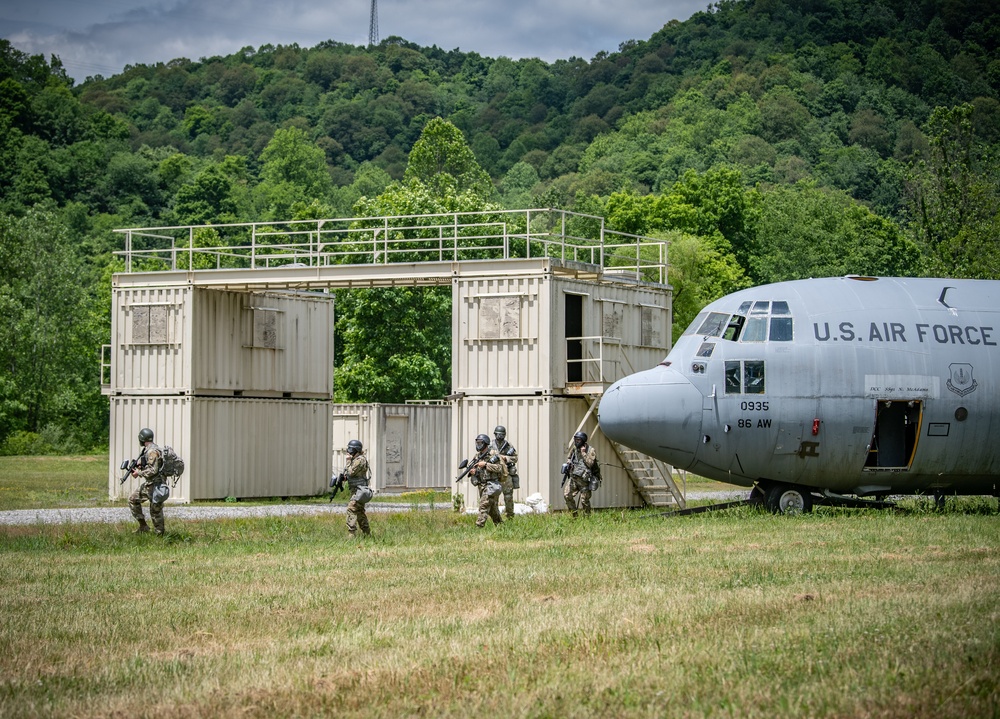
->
[568,447,591,479]
[139,443,165,482]
[346,454,370,489]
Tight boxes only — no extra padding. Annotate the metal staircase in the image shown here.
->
[609,441,686,509]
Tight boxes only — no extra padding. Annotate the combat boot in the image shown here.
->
[134,521,150,533]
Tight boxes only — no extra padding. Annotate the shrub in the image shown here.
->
[0,431,55,456]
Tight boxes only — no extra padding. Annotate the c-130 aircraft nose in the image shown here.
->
[599,364,705,468]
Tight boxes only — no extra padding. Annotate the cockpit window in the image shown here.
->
[682,312,708,337]
[725,360,767,394]
[724,361,741,393]
[691,301,793,344]
[697,342,715,358]
[769,316,793,341]
[742,317,767,342]
[744,361,765,393]
[696,312,729,337]
[722,315,744,341]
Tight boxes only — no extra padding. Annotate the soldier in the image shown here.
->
[128,427,169,535]
[469,433,503,528]
[342,439,373,538]
[563,431,599,517]
[490,425,519,519]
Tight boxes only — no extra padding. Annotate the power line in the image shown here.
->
[368,0,378,47]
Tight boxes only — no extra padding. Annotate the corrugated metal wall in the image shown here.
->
[453,275,549,393]
[112,286,192,392]
[454,275,669,396]
[190,397,331,499]
[112,287,333,397]
[110,396,331,501]
[110,395,190,501]
[331,403,450,492]
[190,289,333,397]
[451,396,642,510]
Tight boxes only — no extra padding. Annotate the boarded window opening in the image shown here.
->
[478,296,521,339]
[130,305,171,344]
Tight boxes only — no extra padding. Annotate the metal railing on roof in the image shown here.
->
[113,208,669,285]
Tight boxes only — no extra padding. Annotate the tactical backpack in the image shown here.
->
[159,445,185,484]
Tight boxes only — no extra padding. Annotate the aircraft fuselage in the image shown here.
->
[599,277,1000,497]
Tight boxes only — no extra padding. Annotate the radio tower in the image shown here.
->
[368,0,379,47]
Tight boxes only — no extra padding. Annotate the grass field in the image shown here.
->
[1,457,997,718]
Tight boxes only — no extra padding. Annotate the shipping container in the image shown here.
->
[453,273,669,396]
[110,287,333,398]
[331,403,451,492]
[110,395,331,501]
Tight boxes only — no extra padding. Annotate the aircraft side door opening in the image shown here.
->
[865,399,922,470]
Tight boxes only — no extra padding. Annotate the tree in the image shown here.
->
[0,210,105,450]
[335,140,503,403]
[254,126,333,219]
[665,230,751,342]
[403,117,494,199]
[750,183,921,284]
[909,104,1000,278]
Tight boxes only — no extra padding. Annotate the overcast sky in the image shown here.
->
[1,0,708,83]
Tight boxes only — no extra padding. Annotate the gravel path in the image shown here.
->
[0,491,752,526]
[0,502,442,527]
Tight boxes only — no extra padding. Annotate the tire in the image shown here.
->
[765,484,813,514]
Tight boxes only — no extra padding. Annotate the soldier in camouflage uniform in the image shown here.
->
[129,427,168,535]
[490,425,519,519]
[563,431,599,517]
[343,439,373,538]
[469,433,504,528]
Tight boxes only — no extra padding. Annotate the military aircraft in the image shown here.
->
[598,276,1000,513]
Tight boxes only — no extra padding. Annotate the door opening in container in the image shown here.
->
[565,293,583,383]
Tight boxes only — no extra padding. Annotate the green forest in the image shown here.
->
[0,0,997,454]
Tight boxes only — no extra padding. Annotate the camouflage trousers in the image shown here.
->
[563,475,592,517]
[500,475,516,518]
[346,485,374,536]
[476,482,503,528]
[129,482,165,534]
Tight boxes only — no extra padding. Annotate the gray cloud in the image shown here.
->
[0,0,707,82]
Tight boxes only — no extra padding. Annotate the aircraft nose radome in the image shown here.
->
[599,367,704,466]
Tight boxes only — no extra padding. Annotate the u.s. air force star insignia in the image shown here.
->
[947,363,977,397]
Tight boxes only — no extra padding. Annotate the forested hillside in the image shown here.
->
[1,0,997,452]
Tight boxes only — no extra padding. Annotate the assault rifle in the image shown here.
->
[329,472,347,501]
[119,458,138,484]
[118,455,148,485]
[560,462,570,488]
[455,453,499,483]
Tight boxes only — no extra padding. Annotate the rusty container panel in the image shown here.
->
[110,396,331,502]
[451,396,642,512]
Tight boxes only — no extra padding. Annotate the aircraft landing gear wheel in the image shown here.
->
[765,485,813,514]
